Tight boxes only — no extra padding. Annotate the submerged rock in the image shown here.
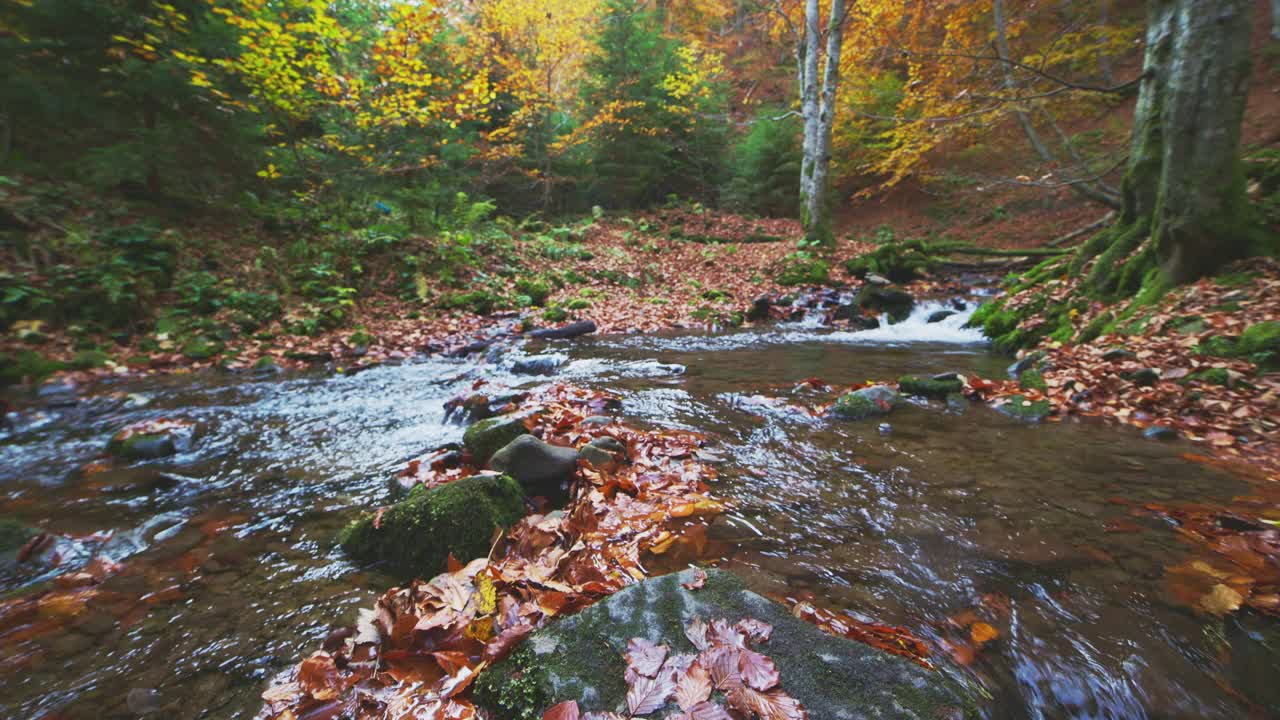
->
[473,568,973,720]
[1007,350,1047,379]
[107,420,197,461]
[994,395,1052,423]
[338,473,524,578]
[463,416,530,465]
[511,354,566,376]
[898,375,964,399]
[1143,425,1178,441]
[830,385,902,420]
[489,435,579,498]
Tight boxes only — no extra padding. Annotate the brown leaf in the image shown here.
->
[543,700,580,720]
[969,622,999,646]
[1199,583,1245,615]
[297,652,342,701]
[684,617,709,651]
[735,618,773,644]
[483,623,534,664]
[726,685,808,720]
[702,645,741,690]
[626,673,675,716]
[681,567,708,590]
[686,701,734,720]
[674,662,712,711]
[626,637,668,678]
[737,649,780,691]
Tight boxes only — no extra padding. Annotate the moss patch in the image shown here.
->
[464,416,531,466]
[995,395,1051,422]
[338,473,525,579]
[0,518,36,553]
[898,375,963,399]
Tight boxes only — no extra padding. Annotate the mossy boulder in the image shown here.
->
[898,375,963,399]
[464,416,531,465]
[473,568,974,720]
[994,395,1052,423]
[338,473,525,578]
[830,385,902,420]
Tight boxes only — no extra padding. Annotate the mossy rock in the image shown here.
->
[542,306,569,323]
[994,395,1052,423]
[830,385,901,420]
[1238,321,1280,368]
[898,375,963,399]
[515,278,552,306]
[107,433,178,460]
[856,285,915,323]
[1184,368,1231,386]
[338,473,525,579]
[181,336,224,360]
[71,349,111,369]
[473,568,975,720]
[1018,369,1047,392]
[464,416,531,465]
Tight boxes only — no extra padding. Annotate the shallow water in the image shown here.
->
[2,303,1276,719]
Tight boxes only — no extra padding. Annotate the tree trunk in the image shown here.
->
[1074,0,1262,291]
[798,0,820,233]
[798,0,844,247]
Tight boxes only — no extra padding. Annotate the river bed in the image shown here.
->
[1,302,1276,719]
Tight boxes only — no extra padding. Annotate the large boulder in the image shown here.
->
[338,473,525,578]
[489,435,579,498]
[830,385,902,420]
[464,416,531,465]
[473,568,974,720]
[856,285,915,324]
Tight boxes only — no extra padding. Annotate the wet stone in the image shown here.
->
[473,568,973,720]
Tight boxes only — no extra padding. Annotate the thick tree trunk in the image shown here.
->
[1076,0,1259,290]
[798,0,844,246]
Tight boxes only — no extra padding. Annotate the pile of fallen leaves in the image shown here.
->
[637,209,801,243]
[256,384,726,720]
[540,615,806,720]
[983,258,1280,474]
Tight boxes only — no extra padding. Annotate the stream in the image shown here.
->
[2,300,1277,719]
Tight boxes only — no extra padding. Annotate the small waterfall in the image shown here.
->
[829,299,989,344]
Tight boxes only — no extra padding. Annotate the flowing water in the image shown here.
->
[2,301,1276,719]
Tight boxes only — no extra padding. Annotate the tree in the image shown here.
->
[1072,0,1270,290]
[773,0,848,246]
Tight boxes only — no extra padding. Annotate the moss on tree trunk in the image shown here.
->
[1076,0,1267,295]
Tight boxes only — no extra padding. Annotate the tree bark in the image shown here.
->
[1088,0,1259,287]
[798,0,845,246]
[798,0,820,230]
